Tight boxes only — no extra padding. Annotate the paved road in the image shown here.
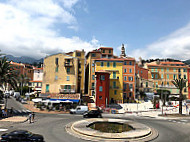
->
[1,98,190,142]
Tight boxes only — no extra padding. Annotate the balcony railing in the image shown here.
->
[158,85,176,88]
[64,62,73,67]
[110,86,119,89]
[59,89,75,94]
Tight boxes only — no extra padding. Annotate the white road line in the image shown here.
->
[180,120,188,122]
[177,122,181,123]
[172,121,176,123]
[169,120,172,121]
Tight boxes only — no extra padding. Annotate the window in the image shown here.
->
[67,76,70,81]
[141,70,143,74]
[156,82,158,88]
[155,68,158,72]
[178,68,181,72]
[161,68,164,72]
[109,49,111,53]
[113,62,116,67]
[55,66,58,72]
[151,68,154,72]
[103,50,105,53]
[124,69,127,73]
[179,74,181,79]
[129,61,132,65]
[101,62,104,67]
[92,75,95,80]
[124,83,127,89]
[55,58,58,65]
[99,96,102,99]
[92,53,96,57]
[99,86,103,92]
[46,84,49,92]
[92,63,95,67]
[113,72,116,79]
[184,68,187,72]
[55,76,58,80]
[92,68,94,73]
[113,81,116,88]
[167,82,169,85]
[124,61,127,65]
[155,74,158,79]
[124,76,127,81]
[107,62,110,67]
[161,74,164,79]
[173,74,176,79]
[184,88,187,92]
[173,68,176,72]
[128,77,133,81]
[114,90,117,95]
[167,68,169,72]
[184,75,187,79]
[77,52,81,56]
[100,75,105,80]
[129,92,132,97]
[67,68,70,73]
[129,69,132,73]
[146,82,148,88]
[92,83,95,89]
[167,74,169,79]
[129,84,133,89]
[151,74,154,79]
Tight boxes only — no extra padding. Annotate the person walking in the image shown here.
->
[32,112,35,123]
[28,113,32,123]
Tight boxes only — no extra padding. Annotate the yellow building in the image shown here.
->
[145,61,188,98]
[95,58,124,103]
[41,51,84,95]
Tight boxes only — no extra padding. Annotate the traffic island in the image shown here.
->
[66,118,158,142]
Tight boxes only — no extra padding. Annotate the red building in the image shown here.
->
[95,71,110,108]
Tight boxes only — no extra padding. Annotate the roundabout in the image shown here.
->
[66,118,158,142]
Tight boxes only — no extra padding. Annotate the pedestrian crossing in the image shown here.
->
[13,109,32,115]
[168,119,189,124]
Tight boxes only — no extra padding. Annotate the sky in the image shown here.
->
[0,0,190,60]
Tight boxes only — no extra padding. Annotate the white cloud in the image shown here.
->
[0,0,98,59]
[129,22,190,60]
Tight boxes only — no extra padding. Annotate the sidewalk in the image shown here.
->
[23,101,70,114]
[0,116,28,123]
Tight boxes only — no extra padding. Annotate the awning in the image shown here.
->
[50,98,79,103]
[32,98,42,103]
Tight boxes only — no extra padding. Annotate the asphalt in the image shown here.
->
[1,97,190,142]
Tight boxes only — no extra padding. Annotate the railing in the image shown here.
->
[64,62,73,67]
[158,85,176,88]
[59,89,75,93]
[110,86,119,89]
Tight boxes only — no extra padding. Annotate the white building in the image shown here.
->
[30,67,43,93]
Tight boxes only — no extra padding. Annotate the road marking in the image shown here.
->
[180,120,188,122]
[168,120,172,121]
[0,129,8,132]
[172,121,176,123]
[177,122,181,123]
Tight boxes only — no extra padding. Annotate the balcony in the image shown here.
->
[59,89,76,94]
[110,86,119,89]
[110,76,119,79]
[64,62,73,67]
[158,85,176,89]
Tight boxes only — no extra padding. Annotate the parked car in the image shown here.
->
[70,105,88,114]
[21,98,27,104]
[4,92,10,98]
[83,110,102,118]
[1,130,44,142]
[14,92,20,100]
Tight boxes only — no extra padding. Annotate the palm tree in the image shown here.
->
[18,74,30,96]
[0,57,18,91]
[171,78,187,114]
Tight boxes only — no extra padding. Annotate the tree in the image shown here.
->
[172,78,187,114]
[156,89,170,106]
[18,74,30,96]
[0,57,18,92]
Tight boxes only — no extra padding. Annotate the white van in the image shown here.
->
[70,105,88,114]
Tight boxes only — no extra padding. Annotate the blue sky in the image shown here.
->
[0,0,190,60]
